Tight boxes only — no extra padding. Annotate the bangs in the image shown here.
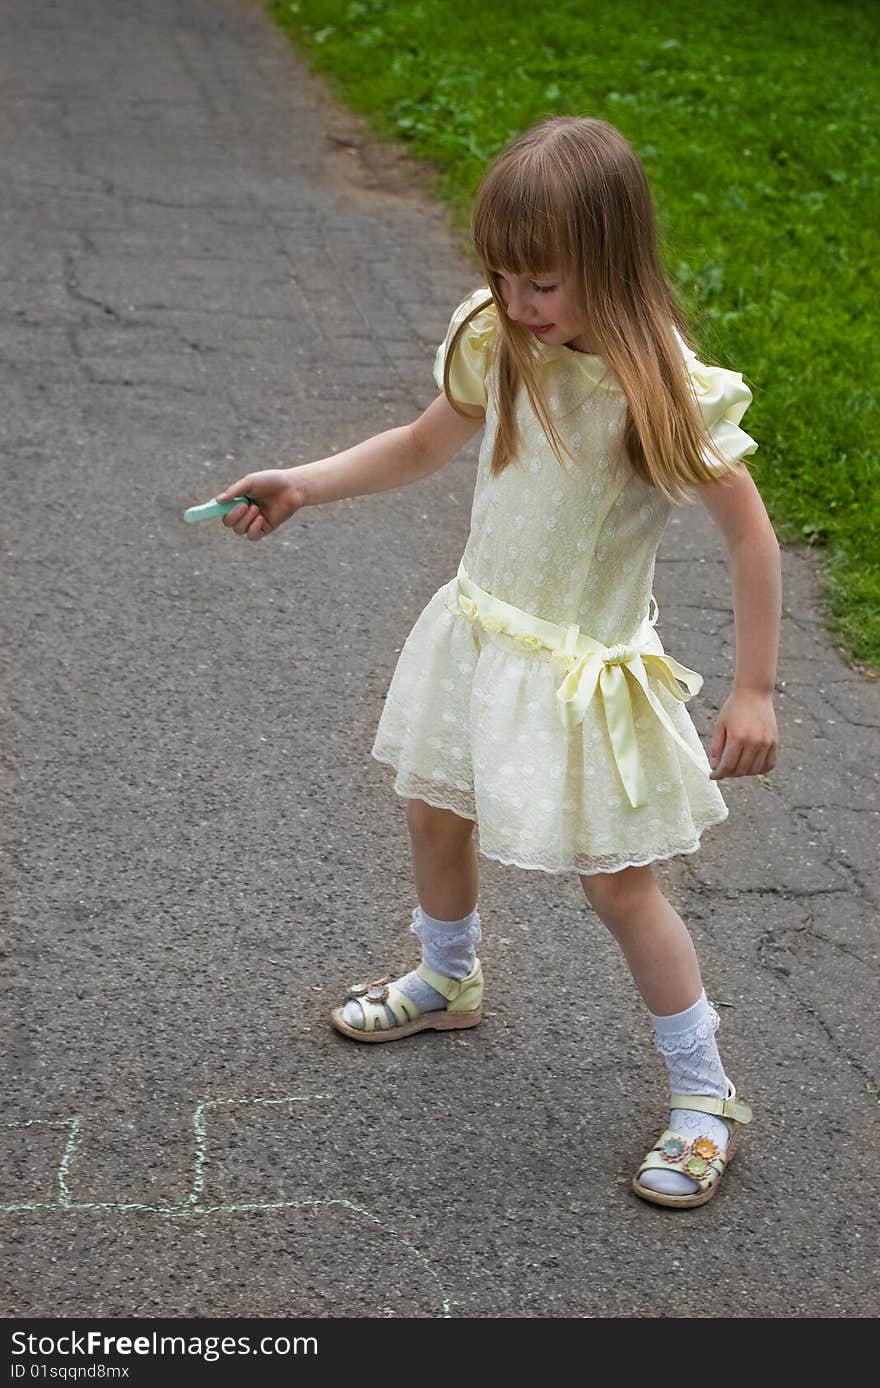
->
[472,167,572,278]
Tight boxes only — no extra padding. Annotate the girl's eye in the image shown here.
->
[490,271,555,295]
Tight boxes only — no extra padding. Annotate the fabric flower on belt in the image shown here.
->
[458,595,478,621]
[482,613,506,634]
[515,631,544,653]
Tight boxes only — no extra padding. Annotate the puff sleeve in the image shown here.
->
[433,287,497,409]
[674,328,759,472]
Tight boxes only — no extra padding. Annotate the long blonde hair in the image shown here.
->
[441,116,746,503]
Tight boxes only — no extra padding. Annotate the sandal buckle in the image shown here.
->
[347,974,391,1000]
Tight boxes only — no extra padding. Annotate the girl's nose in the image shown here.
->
[505,286,529,321]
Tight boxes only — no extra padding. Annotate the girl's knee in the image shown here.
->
[405,797,475,846]
[579,863,656,921]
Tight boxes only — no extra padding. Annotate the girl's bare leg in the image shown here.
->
[405,798,479,919]
[580,862,733,1199]
[335,799,481,1034]
[578,863,702,1014]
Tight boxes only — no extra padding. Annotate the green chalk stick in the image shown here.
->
[183,496,252,523]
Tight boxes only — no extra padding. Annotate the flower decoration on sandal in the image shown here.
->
[692,1136,720,1162]
[659,1136,688,1162]
[683,1154,711,1180]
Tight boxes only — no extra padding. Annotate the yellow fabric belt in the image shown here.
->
[455,560,710,809]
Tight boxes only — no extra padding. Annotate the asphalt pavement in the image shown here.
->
[2,0,878,1319]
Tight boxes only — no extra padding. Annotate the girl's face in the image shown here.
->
[489,268,600,354]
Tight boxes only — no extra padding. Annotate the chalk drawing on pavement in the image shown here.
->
[1,1093,452,1316]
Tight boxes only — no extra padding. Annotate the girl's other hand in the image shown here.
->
[708,688,779,780]
[215,469,305,541]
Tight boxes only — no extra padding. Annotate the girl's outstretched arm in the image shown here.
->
[693,467,781,780]
[215,393,484,541]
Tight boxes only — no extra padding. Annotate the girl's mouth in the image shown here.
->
[528,323,553,334]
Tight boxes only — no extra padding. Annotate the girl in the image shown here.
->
[214,116,780,1210]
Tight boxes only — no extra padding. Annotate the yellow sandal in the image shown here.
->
[632,1082,753,1209]
[330,959,483,1042]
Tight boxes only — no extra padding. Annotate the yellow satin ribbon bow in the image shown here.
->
[456,562,710,809]
[555,639,707,808]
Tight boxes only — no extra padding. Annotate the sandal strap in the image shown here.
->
[670,1092,752,1124]
[359,985,420,1032]
[636,1128,729,1193]
[416,960,480,1004]
[385,985,421,1026]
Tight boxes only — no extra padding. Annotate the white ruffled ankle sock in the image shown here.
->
[342,904,481,1031]
[637,990,731,1198]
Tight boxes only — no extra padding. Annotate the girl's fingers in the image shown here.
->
[710,737,745,779]
[736,740,777,777]
[708,721,727,770]
[225,502,263,536]
[222,501,249,528]
[242,506,263,537]
[216,479,253,503]
[708,734,727,777]
[754,744,778,776]
[713,739,778,779]
[736,745,762,777]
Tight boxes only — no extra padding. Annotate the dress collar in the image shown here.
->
[532,324,692,393]
[532,339,621,392]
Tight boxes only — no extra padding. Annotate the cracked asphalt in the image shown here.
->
[2,0,878,1320]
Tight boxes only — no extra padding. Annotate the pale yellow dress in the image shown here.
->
[371,288,759,875]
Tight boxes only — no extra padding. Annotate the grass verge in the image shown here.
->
[270,0,879,670]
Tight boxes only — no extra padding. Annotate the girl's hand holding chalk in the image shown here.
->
[187,469,307,542]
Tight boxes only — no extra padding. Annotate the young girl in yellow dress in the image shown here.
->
[215,116,781,1209]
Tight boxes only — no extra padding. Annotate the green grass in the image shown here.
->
[270,0,880,669]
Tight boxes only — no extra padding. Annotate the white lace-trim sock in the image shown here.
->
[341,905,481,1031]
[638,990,731,1198]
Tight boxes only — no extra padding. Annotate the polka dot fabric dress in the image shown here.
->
[370,288,759,875]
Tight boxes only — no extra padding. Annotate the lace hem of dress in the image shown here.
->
[371,754,730,877]
[371,752,479,821]
[477,835,722,877]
